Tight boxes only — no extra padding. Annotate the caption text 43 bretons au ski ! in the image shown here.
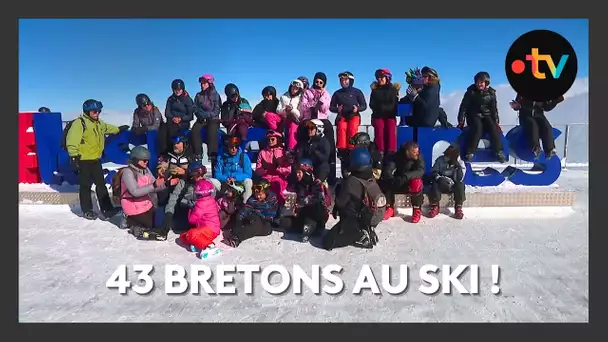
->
[106,264,502,295]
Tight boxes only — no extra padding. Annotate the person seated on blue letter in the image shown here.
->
[426,144,466,220]
[457,72,506,163]
[132,93,162,135]
[510,94,564,160]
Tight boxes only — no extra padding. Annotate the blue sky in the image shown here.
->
[19,19,588,115]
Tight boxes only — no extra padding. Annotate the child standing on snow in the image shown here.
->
[221,179,279,248]
[180,179,222,259]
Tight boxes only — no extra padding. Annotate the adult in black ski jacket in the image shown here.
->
[157,79,195,155]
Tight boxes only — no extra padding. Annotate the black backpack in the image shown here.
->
[353,177,387,228]
[61,117,87,151]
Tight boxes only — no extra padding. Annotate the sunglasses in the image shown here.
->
[268,137,277,141]
[90,110,101,114]
[314,80,324,85]
[140,159,149,163]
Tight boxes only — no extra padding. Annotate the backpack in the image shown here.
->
[353,177,387,227]
[61,117,87,151]
[111,167,128,206]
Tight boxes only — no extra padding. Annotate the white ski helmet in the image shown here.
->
[309,119,325,136]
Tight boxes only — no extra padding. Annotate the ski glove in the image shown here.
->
[457,121,465,129]
[118,125,130,132]
[70,156,80,173]
[272,157,280,168]
[261,159,271,170]
[406,85,419,101]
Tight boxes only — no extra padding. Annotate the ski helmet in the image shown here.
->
[130,145,151,162]
[171,134,189,146]
[225,83,239,98]
[422,66,438,79]
[290,79,304,90]
[262,86,277,98]
[82,99,103,113]
[297,76,310,89]
[38,107,51,113]
[194,179,215,199]
[198,74,215,84]
[135,93,152,107]
[266,130,283,145]
[338,71,355,87]
[224,135,241,149]
[188,160,207,178]
[350,132,372,147]
[348,147,372,172]
[253,178,271,194]
[171,79,185,91]
[405,68,424,86]
[374,68,392,81]
[305,119,325,136]
[474,71,491,86]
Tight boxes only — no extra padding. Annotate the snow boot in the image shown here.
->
[194,154,203,162]
[453,205,464,219]
[199,244,221,259]
[465,153,474,163]
[496,151,506,163]
[546,148,557,160]
[353,230,374,249]
[428,204,440,218]
[301,224,314,243]
[128,225,147,238]
[82,211,98,220]
[411,207,422,223]
[383,207,395,220]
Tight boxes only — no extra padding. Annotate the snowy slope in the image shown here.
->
[18,171,588,322]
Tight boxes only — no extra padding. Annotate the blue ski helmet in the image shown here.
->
[348,147,372,172]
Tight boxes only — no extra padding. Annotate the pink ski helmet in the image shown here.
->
[266,130,283,145]
[194,179,215,198]
[198,74,215,84]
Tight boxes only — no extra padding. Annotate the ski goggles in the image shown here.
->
[290,80,303,88]
[338,72,354,80]
[298,163,313,173]
[253,184,269,193]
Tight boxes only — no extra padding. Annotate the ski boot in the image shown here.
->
[411,206,422,223]
[194,154,203,162]
[427,203,440,218]
[546,148,557,160]
[128,225,146,238]
[301,224,314,243]
[464,153,474,163]
[453,205,464,219]
[199,244,221,259]
[82,211,98,220]
[353,230,374,249]
[496,151,506,163]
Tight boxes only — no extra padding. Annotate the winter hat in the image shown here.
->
[239,102,252,111]
[297,76,310,89]
[313,72,327,87]
[375,68,392,81]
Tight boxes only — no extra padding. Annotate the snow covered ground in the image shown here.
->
[18,170,588,322]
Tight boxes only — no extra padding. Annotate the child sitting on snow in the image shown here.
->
[179,179,222,259]
[255,130,292,205]
[217,182,244,231]
[221,179,279,248]
[280,159,331,242]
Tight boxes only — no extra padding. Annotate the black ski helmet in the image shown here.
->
[130,145,151,162]
[38,107,51,113]
[225,83,239,98]
[474,72,491,86]
[82,99,103,113]
[135,93,152,107]
[171,79,185,91]
[262,86,277,98]
[350,132,371,147]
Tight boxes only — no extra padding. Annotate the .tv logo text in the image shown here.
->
[510,48,570,80]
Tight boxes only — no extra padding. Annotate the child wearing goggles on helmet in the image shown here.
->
[295,119,331,185]
[214,135,254,203]
[222,179,279,248]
